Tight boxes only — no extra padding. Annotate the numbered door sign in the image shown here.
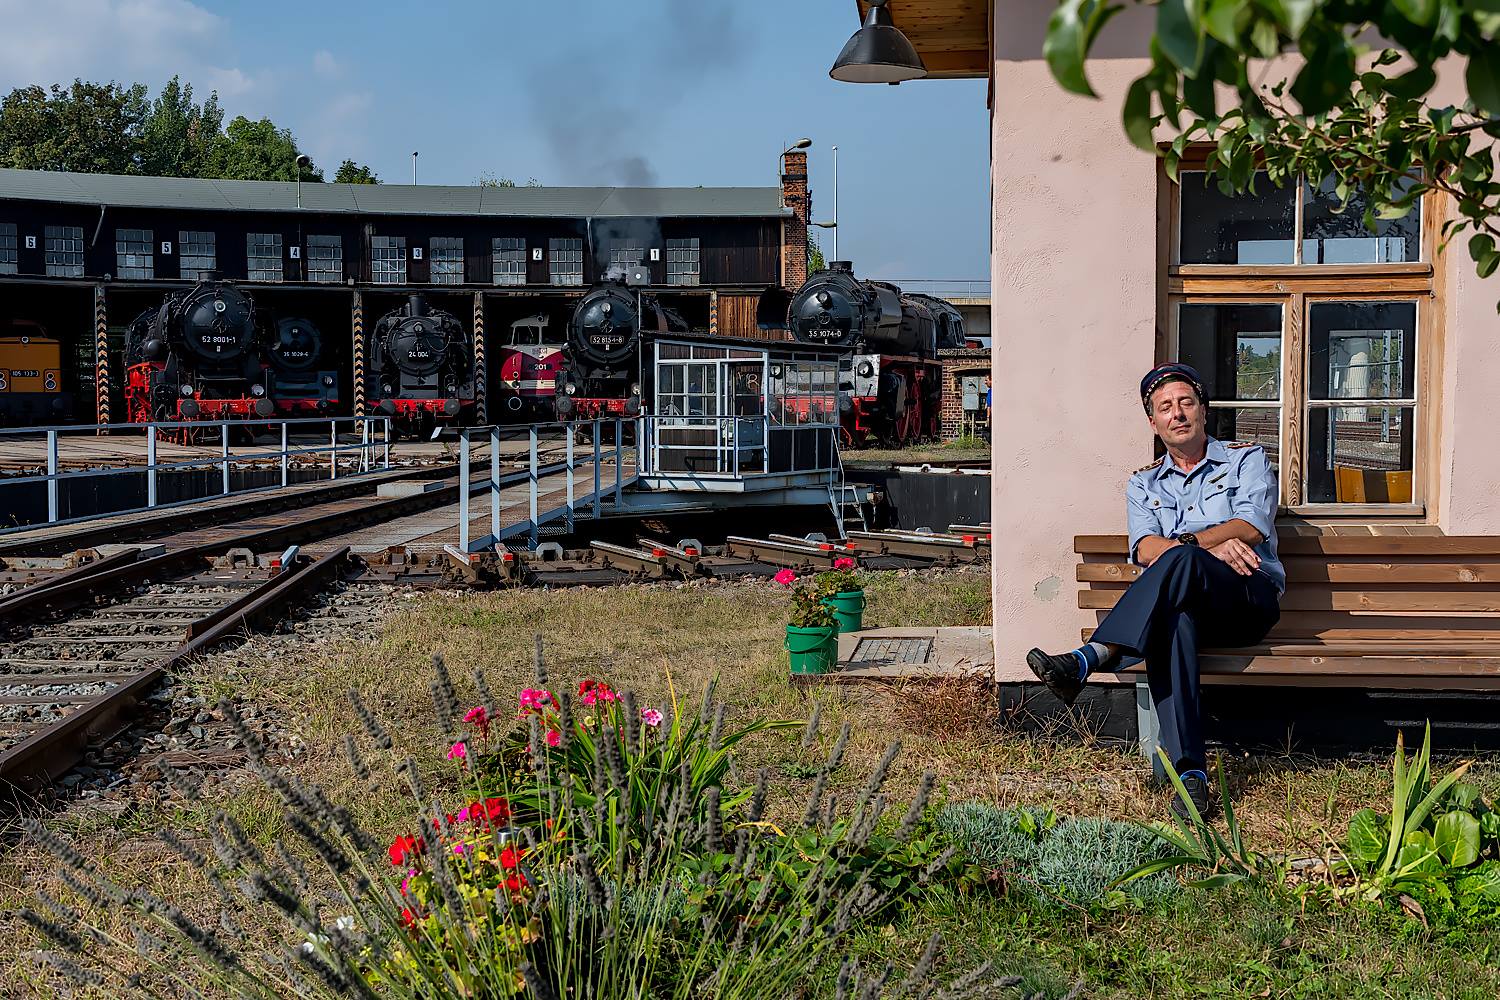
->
[24,235,36,249]
[289,246,301,260]
[531,248,543,261]
[412,247,423,260]
[161,241,173,254]
[649,248,660,261]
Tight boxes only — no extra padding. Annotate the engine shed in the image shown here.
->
[0,158,815,426]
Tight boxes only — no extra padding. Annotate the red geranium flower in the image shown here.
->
[505,873,527,892]
[500,845,525,870]
[389,834,424,867]
[464,797,512,827]
[400,907,418,929]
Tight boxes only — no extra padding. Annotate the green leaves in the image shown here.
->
[1469,233,1500,279]
[1156,0,1205,74]
[1045,0,1124,96]
[1392,0,1440,28]
[1467,45,1500,116]
[1123,77,1159,151]
[1290,31,1357,116]
[1434,810,1482,868]
[1347,809,1388,865]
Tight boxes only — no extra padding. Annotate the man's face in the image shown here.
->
[1146,378,1207,450]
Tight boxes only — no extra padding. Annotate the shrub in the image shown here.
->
[936,801,1178,908]
[788,583,837,629]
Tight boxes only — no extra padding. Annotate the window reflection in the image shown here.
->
[1179,171,1296,265]
[1302,176,1420,264]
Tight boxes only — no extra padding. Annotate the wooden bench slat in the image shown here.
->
[1079,589,1500,614]
[1075,534,1500,557]
[1077,562,1500,585]
[1085,623,1500,643]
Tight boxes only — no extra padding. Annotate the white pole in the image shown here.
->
[459,430,471,552]
[412,151,419,185]
[220,424,230,496]
[832,144,839,261]
[46,429,59,522]
[147,425,158,507]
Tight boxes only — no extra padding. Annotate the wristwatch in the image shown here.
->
[1177,532,1200,547]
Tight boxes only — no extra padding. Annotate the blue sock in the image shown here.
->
[1070,641,1110,681]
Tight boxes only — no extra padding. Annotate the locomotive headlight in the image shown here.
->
[445,383,458,395]
[0,373,8,391]
[856,361,874,378]
[565,382,578,396]
[250,384,266,397]
[180,384,195,397]
[44,375,57,391]
[322,376,335,387]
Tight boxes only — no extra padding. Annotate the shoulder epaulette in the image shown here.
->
[1131,462,1158,474]
[1225,441,1261,450]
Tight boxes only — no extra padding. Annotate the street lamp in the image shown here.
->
[412,151,419,185]
[295,154,310,209]
[779,137,811,180]
[830,0,927,84]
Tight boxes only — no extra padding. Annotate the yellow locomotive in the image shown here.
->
[0,321,73,424]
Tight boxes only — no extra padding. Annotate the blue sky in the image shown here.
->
[0,0,991,280]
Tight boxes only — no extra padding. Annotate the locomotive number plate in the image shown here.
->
[10,369,39,378]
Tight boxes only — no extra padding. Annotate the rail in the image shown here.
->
[456,419,637,553]
[872,279,991,300]
[0,416,392,535]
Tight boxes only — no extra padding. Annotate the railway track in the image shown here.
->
[0,546,348,794]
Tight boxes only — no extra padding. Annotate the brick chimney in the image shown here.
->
[780,150,810,290]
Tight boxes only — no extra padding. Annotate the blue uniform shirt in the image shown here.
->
[1126,438,1284,593]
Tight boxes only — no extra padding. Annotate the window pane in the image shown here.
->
[0,223,16,275]
[1179,170,1296,264]
[1308,301,1416,400]
[307,235,343,283]
[1306,406,1415,503]
[247,232,284,282]
[1206,407,1280,465]
[1177,303,1282,401]
[1302,176,1420,264]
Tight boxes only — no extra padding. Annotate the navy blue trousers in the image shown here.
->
[1091,545,1280,772]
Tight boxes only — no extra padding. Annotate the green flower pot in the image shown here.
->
[822,590,866,633]
[786,624,837,675]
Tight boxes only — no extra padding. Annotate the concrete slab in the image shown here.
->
[824,626,994,683]
[93,543,166,559]
[377,480,446,498]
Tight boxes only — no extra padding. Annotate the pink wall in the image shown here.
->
[989,55,1158,664]
[986,5,1500,666]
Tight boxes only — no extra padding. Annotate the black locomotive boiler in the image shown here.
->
[369,294,476,437]
[265,316,339,417]
[785,262,946,446]
[124,279,274,425]
[553,279,688,421]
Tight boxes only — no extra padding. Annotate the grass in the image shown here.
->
[3,565,1500,998]
[844,437,991,468]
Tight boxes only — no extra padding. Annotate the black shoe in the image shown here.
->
[1168,771,1217,822]
[1025,648,1083,706]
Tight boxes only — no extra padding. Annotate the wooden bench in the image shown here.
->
[1075,532,1500,691]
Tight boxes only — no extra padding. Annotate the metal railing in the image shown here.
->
[873,278,991,300]
[0,416,392,535]
[640,415,841,480]
[456,419,636,553]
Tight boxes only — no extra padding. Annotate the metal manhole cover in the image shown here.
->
[850,637,933,665]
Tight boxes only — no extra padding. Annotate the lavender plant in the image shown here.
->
[17,652,1010,1000]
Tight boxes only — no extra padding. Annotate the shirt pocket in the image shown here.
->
[1200,476,1238,521]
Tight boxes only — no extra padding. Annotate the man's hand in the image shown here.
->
[1208,537,1260,576]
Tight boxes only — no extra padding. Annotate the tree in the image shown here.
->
[1045,0,1500,295]
[0,80,147,174]
[207,116,322,182]
[477,172,543,188]
[333,159,379,184]
[139,76,224,178]
[808,230,827,273]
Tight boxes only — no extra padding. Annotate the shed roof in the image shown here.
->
[0,169,792,219]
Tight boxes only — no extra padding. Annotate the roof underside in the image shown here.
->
[854,0,989,79]
[0,169,791,219]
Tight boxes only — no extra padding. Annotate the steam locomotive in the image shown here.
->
[786,263,963,447]
[265,316,340,417]
[553,279,688,421]
[0,320,73,425]
[369,294,477,437]
[124,280,277,424]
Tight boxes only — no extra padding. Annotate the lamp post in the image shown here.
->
[811,145,839,261]
[779,137,811,184]
[829,0,927,84]
[295,154,309,208]
[412,151,419,185]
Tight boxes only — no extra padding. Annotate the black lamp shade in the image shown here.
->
[830,3,928,84]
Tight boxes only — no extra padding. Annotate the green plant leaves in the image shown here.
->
[1123,77,1158,152]
[1392,0,1440,28]
[1434,811,1482,868]
[1398,830,1443,875]
[1156,0,1205,74]
[1045,0,1123,97]
[1469,233,1499,279]
[1466,45,1500,115]
[1457,861,1500,904]
[1346,809,1389,865]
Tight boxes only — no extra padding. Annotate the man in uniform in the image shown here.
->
[1025,362,1283,817]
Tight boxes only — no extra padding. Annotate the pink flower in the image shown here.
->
[545,729,561,748]
[452,843,468,856]
[463,705,490,730]
[640,708,663,728]
[456,805,472,822]
[518,689,553,713]
[833,557,855,570]
[447,741,468,761]
[774,568,797,587]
